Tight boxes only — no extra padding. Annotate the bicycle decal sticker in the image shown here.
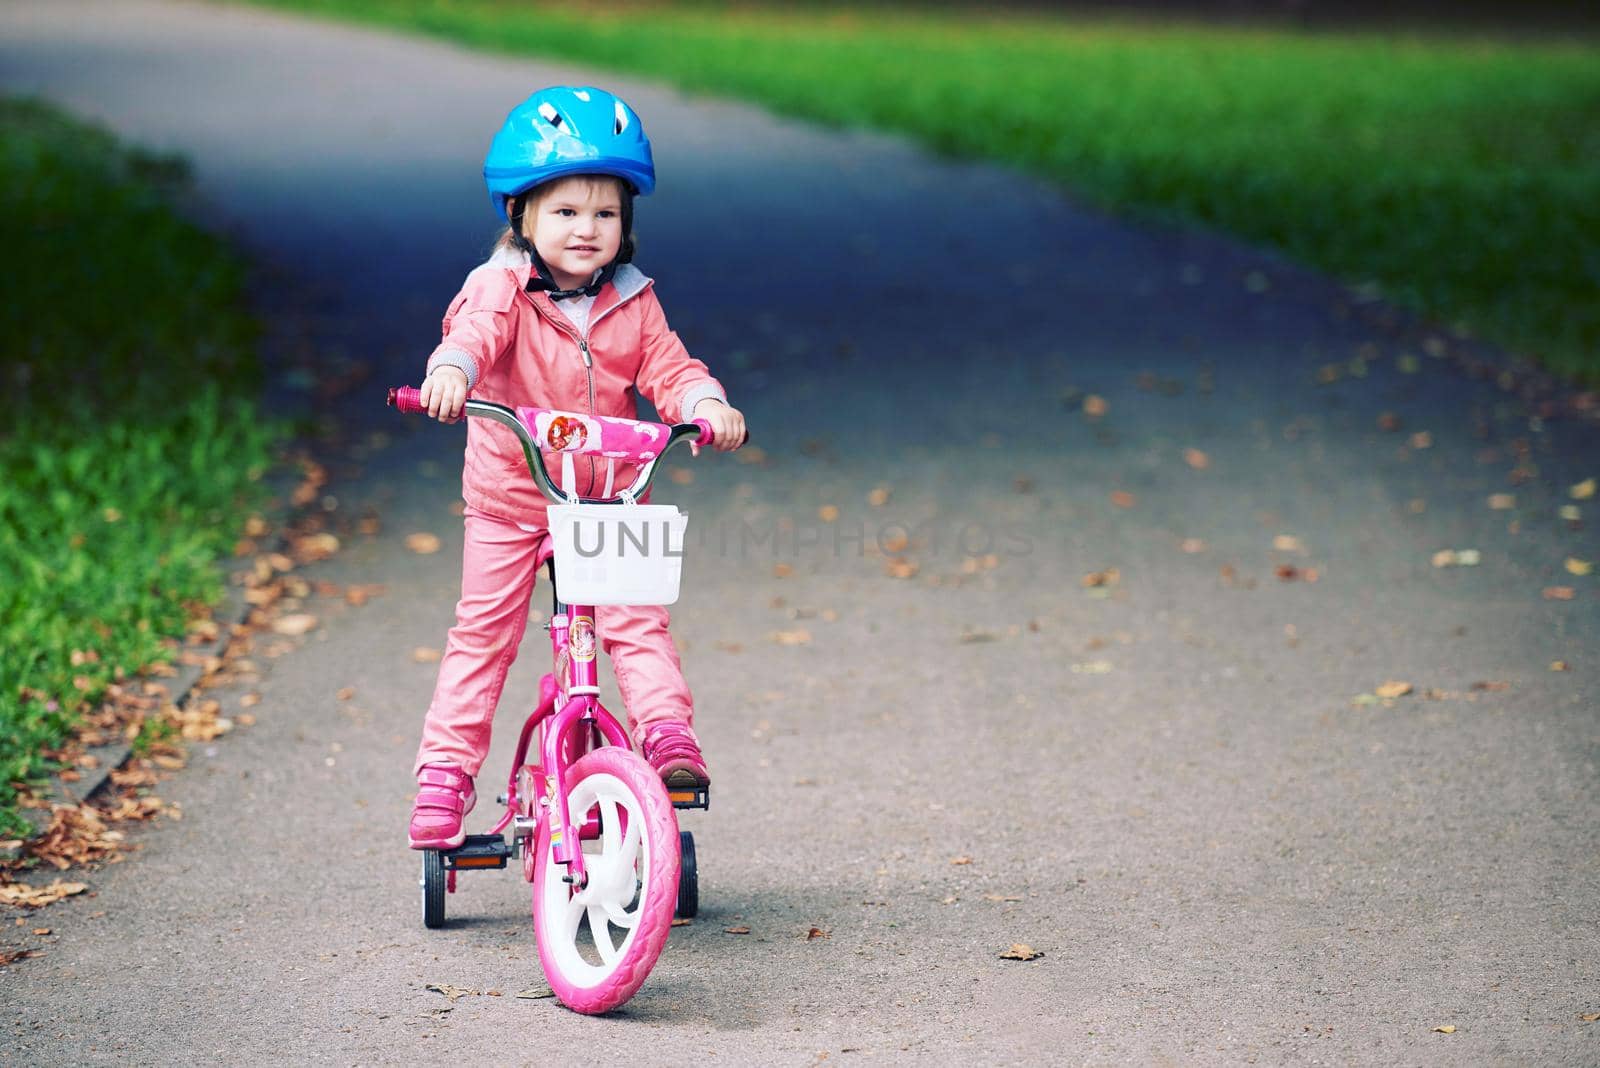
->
[572,616,597,663]
[546,414,588,451]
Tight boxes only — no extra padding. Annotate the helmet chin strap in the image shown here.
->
[509,189,635,302]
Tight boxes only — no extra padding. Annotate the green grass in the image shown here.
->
[255,0,1598,380]
[0,98,283,836]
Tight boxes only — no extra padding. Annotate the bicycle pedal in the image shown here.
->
[668,785,710,811]
[442,834,510,871]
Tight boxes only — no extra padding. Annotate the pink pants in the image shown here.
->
[414,506,694,778]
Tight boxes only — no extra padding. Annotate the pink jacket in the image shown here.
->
[426,248,726,526]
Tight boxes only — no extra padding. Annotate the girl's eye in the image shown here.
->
[597,210,616,219]
[556,208,576,217]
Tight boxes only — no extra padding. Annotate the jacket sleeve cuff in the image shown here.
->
[678,381,728,424]
[426,348,479,390]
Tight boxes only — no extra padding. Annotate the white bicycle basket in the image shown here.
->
[547,504,689,606]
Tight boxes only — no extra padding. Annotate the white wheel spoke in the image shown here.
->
[602,892,638,928]
[614,800,642,874]
[587,905,621,965]
[599,796,622,850]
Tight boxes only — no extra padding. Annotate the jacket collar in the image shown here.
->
[487,245,651,317]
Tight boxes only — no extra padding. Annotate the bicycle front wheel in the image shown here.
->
[532,747,680,1014]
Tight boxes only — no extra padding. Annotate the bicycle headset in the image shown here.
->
[483,86,656,302]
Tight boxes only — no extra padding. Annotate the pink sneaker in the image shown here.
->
[640,722,709,789]
[408,763,476,850]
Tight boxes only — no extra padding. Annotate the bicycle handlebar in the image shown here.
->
[386,386,713,506]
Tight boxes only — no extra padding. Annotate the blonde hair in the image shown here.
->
[495,174,629,252]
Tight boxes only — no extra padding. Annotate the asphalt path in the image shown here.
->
[3,2,1597,1063]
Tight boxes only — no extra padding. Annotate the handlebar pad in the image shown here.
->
[391,386,727,451]
[388,386,425,414]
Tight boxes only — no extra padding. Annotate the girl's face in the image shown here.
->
[522,176,624,292]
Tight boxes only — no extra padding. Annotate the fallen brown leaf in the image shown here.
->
[950,856,973,866]
[405,533,442,555]
[1487,493,1516,510]
[270,614,319,637]
[983,894,1023,903]
[1580,1013,1600,1022]
[1375,681,1413,699]
[293,532,341,562]
[806,927,829,940]
[336,687,356,701]
[769,629,811,646]
[1082,395,1108,417]
[0,881,89,908]
[1544,586,1576,601]
[867,485,891,507]
[1571,478,1596,501]
[884,558,919,579]
[999,943,1043,961]
[1470,680,1510,692]
[1566,557,1593,576]
[425,982,477,1003]
[412,647,442,663]
[1110,490,1136,509]
[514,988,555,999]
[671,917,692,927]
[1550,660,1570,672]
[723,926,751,935]
[1432,1025,1456,1034]
[818,505,840,523]
[1183,448,1210,470]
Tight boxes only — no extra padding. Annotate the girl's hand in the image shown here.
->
[693,398,748,452]
[419,366,469,423]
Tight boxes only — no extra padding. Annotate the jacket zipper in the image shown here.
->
[578,337,597,494]
[534,274,651,499]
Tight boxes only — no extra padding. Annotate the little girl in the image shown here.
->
[408,86,747,850]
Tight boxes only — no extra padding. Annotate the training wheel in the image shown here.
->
[676,830,698,919]
[422,849,446,929]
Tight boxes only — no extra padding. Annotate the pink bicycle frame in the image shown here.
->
[479,596,630,889]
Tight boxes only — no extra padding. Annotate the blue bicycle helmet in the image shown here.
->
[483,86,656,220]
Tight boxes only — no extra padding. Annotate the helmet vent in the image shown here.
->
[537,102,563,128]
[614,101,630,135]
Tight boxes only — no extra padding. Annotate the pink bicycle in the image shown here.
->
[389,386,714,1014]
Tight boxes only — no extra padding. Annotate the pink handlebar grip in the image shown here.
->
[389,386,425,414]
[692,418,714,448]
